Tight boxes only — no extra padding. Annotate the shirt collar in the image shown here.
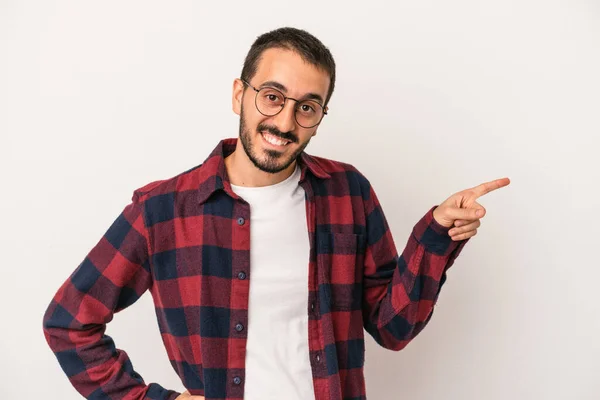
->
[197,138,331,204]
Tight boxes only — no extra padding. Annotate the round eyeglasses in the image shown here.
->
[241,79,327,128]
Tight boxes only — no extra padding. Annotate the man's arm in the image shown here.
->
[359,175,469,351]
[42,191,181,400]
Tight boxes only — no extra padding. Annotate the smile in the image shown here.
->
[261,132,292,147]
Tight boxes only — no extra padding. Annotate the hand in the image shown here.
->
[433,177,511,241]
[175,391,205,400]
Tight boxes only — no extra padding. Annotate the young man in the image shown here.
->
[43,27,509,400]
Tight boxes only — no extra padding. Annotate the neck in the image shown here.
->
[224,140,297,187]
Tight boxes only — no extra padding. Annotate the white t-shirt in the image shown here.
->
[230,164,315,400]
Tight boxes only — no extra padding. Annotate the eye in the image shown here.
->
[299,103,316,114]
[261,89,283,104]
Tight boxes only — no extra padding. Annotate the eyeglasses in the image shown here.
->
[241,79,327,128]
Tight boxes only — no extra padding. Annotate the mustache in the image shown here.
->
[257,124,298,143]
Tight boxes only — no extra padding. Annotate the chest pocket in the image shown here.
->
[317,232,366,312]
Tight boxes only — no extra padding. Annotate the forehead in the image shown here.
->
[252,48,330,100]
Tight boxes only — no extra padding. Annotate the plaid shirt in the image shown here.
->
[43,138,469,400]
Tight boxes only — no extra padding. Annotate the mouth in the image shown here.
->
[260,131,293,149]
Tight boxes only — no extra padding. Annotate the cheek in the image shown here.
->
[300,129,317,143]
[241,109,261,132]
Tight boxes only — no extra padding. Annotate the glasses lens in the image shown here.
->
[295,100,323,128]
[255,86,324,128]
[256,88,285,116]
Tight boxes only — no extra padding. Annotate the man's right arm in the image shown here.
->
[42,192,181,400]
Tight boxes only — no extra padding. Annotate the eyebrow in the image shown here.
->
[259,80,324,104]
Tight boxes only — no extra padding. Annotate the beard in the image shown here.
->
[238,105,311,174]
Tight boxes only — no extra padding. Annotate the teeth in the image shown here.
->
[263,133,289,146]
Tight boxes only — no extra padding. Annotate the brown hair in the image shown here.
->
[240,27,336,106]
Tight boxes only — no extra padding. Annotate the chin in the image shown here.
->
[255,154,294,174]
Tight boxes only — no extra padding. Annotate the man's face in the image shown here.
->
[232,48,330,174]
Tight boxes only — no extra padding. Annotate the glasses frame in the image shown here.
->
[240,79,328,129]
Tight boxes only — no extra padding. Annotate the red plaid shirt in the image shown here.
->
[43,138,469,400]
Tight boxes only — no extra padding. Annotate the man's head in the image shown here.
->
[232,27,336,174]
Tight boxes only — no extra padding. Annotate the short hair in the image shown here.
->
[240,27,336,106]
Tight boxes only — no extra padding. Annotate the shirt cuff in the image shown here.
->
[412,205,467,257]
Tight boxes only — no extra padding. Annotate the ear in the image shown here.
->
[232,78,245,115]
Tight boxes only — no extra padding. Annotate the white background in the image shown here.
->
[2,1,599,399]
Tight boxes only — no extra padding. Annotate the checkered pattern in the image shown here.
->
[43,138,469,400]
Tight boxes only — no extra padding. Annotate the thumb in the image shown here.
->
[446,206,486,221]
[176,391,205,400]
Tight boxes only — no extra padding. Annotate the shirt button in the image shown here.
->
[316,354,321,362]
[238,271,246,280]
[235,323,244,332]
[311,302,315,311]
[237,217,245,225]
[233,376,242,385]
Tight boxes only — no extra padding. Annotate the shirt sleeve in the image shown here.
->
[42,191,181,400]
[360,176,470,351]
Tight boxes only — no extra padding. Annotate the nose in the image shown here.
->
[271,99,297,133]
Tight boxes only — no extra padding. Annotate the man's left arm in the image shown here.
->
[359,173,510,350]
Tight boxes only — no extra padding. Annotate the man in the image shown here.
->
[43,27,510,400]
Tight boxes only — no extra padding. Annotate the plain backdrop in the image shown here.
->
[2,1,599,399]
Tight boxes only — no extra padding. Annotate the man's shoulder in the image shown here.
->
[304,153,372,194]
[305,152,363,176]
[130,162,206,202]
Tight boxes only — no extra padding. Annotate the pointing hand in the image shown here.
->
[432,177,511,241]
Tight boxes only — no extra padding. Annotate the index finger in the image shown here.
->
[471,177,511,198]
